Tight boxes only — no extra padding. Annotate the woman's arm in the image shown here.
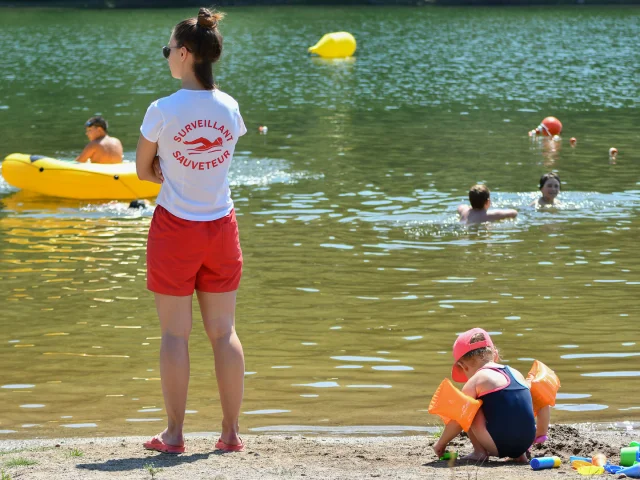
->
[136,135,162,183]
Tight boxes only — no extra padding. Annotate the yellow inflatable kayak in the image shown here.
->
[1,153,160,200]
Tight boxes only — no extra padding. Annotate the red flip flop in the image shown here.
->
[215,438,245,452]
[143,436,185,454]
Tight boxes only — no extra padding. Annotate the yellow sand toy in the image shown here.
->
[308,32,356,58]
[1,153,160,200]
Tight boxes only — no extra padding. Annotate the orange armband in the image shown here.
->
[428,378,482,432]
[527,360,560,414]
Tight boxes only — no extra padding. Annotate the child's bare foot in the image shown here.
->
[461,450,489,462]
[512,454,529,463]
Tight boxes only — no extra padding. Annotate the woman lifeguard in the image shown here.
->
[136,8,247,454]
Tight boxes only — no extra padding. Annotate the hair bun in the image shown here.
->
[197,8,223,30]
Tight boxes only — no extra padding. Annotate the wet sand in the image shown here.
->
[0,424,637,479]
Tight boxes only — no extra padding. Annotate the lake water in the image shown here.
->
[0,6,639,439]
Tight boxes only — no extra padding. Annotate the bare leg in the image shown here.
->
[462,409,499,461]
[535,406,550,439]
[197,290,244,446]
[154,293,193,447]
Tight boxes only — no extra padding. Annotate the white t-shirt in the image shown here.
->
[140,89,247,221]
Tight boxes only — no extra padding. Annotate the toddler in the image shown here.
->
[433,328,550,461]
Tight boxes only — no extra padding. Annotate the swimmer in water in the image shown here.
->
[531,173,561,208]
[457,184,518,224]
[129,199,151,209]
[75,116,123,164]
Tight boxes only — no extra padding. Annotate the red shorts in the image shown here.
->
[147,205,243,296]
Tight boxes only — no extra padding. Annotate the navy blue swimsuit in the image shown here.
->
[477,366,536,458]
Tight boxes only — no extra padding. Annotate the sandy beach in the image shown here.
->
[0,424,637,479]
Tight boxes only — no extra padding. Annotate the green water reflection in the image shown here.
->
[0,6,639,438]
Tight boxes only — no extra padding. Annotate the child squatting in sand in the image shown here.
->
[457,185,518,224]
[433,328,550,461]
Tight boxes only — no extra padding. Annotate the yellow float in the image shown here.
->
[1,153,160,200]
[308,32,356,58]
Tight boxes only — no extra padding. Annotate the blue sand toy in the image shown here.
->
[530,456,561,470]
[569,456,592,463]
[605,464,623,474]
[617,464,640,478]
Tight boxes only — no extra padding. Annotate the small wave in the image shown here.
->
[0,155,318,218]
[0,175,18,195]
[230,156,322,187]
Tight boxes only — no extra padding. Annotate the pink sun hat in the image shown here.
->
[452,328,494,383]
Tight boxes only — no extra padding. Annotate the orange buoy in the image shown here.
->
[536,117,563,137]
[570,137,577,146]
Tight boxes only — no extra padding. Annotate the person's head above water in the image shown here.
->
[469,184,490,210]
[164,8,224,90]
[85,116,108,140]
[539,172,561,203]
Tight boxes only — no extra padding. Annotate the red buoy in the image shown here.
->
[536,117,563,137]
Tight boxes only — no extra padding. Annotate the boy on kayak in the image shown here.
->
[75,116,123,164]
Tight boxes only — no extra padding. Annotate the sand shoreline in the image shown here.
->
[0,424,638,479]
